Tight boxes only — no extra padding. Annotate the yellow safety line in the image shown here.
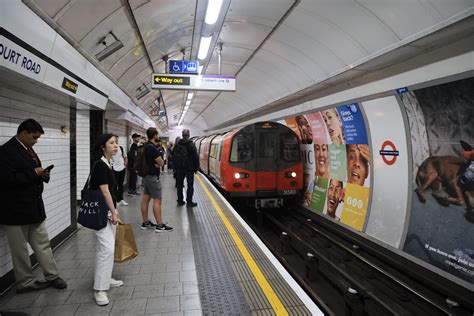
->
[196,175,289,316]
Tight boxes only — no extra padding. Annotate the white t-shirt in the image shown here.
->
[111,146,126,171]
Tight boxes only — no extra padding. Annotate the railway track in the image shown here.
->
[236,204,474,316]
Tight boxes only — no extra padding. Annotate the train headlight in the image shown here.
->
[285,171,297,178]
[234,172,249,179]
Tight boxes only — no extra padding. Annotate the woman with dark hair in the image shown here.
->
[88,133,123,306]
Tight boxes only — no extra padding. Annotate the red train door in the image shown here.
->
[256,131,278,190]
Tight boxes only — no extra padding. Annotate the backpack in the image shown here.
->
[134,144,151,177]
[173,143,189,169]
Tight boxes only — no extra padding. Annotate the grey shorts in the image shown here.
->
[143,175,162,199]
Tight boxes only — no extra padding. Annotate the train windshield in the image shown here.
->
[280,132,300,162]
[230,133,254,162]
[259,133,276,158]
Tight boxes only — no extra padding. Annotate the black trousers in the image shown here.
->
[114,169,126,201]
[128,168,137,192]
[176,170,194,203]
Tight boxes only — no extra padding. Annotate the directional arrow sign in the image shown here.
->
[152,74,236,91]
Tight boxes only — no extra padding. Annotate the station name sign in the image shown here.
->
[152,73,236,92]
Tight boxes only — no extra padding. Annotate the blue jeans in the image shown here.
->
[176,170,194,203]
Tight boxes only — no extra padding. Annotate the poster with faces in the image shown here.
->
[283,103,371,231]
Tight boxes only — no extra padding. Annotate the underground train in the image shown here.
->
[193,121,304,208]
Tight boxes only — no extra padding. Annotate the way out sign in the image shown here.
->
[151,74,236,92]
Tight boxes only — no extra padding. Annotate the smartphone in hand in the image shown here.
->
[45,164,54,172]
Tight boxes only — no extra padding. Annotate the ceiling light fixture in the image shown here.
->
[95,31,124,61]
[198,65,204,74]
[185,100,191,106]
[205,0,223,25]
[187,93,194,100]
[198,36,212,60]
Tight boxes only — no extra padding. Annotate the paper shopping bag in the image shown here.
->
[114,222,139,263]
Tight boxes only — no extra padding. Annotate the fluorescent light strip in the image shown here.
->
[198,65,204,74]
[185,100,191,106]
[198,36,212,60]
[187,93,194,100]
[205,0,223,25]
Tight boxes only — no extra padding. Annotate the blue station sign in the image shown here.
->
[169,60,199,74]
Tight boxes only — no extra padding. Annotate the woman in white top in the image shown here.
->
[111,135,128,206]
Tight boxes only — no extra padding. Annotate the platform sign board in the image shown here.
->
[152,74,236,91]
[169,60,199,74]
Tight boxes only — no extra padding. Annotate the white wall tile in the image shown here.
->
[0,85,71,279]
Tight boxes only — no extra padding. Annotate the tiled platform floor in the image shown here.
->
[0,171,202,316]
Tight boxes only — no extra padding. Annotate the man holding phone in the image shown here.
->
[0,119,67,293]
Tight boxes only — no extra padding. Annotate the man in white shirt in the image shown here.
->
[111,135,128,206]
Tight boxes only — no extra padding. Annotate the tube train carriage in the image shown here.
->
[193,121,304,208]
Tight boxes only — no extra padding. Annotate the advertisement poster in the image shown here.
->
[310,177,328,213]
[340,183,370,230]
[282,103,371,231]
[402,77,474,284]
[336,103,368,144]
[329,144,347,182]
[306,112,329,144]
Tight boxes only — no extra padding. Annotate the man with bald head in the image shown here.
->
[174,129,200,207]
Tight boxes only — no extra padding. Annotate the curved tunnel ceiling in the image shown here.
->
[26,0,474,132]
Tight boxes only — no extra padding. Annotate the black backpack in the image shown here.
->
[135,144,151,177]
[173,143,189,169]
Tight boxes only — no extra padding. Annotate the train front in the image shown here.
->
[223,122,303,208]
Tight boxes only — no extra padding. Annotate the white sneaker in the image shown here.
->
[110,278,124,288]
[94,290,109,306]
[118,200,129,206]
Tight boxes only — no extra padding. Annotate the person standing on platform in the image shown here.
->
[127,133,141,196]
[111,135,128,206]
[89,133,123,306]
[167,142,174,173]
[140,127,173,232]
[0,119,67,293]
[174,129,200,207]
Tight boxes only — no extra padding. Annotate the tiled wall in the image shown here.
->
[105,119,128,150]
[76,110,90,198]
[0,84,72,277]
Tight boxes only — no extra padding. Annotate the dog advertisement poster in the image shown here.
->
[401,77,474,284]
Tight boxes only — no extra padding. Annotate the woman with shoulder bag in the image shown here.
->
[89,133,124,306]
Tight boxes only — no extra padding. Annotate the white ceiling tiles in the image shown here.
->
[198,0,474,129]
[28,0,474,132]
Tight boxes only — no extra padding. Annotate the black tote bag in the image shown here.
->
[78,161,109,230]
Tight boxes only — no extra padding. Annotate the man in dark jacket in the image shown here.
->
[0,119,66,293]
[174,129,200,207]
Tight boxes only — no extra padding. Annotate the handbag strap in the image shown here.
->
[83,160,100,191]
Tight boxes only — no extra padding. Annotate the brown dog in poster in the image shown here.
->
[415,141,474,219]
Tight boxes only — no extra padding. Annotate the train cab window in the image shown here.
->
[280,132,300,162]
[230,133,254,162]
[258,133,276,158]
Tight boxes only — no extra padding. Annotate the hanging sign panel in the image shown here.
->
[151,73,236,91]
[169,60,199,74]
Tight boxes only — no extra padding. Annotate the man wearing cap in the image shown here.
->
[127,133,141,196]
